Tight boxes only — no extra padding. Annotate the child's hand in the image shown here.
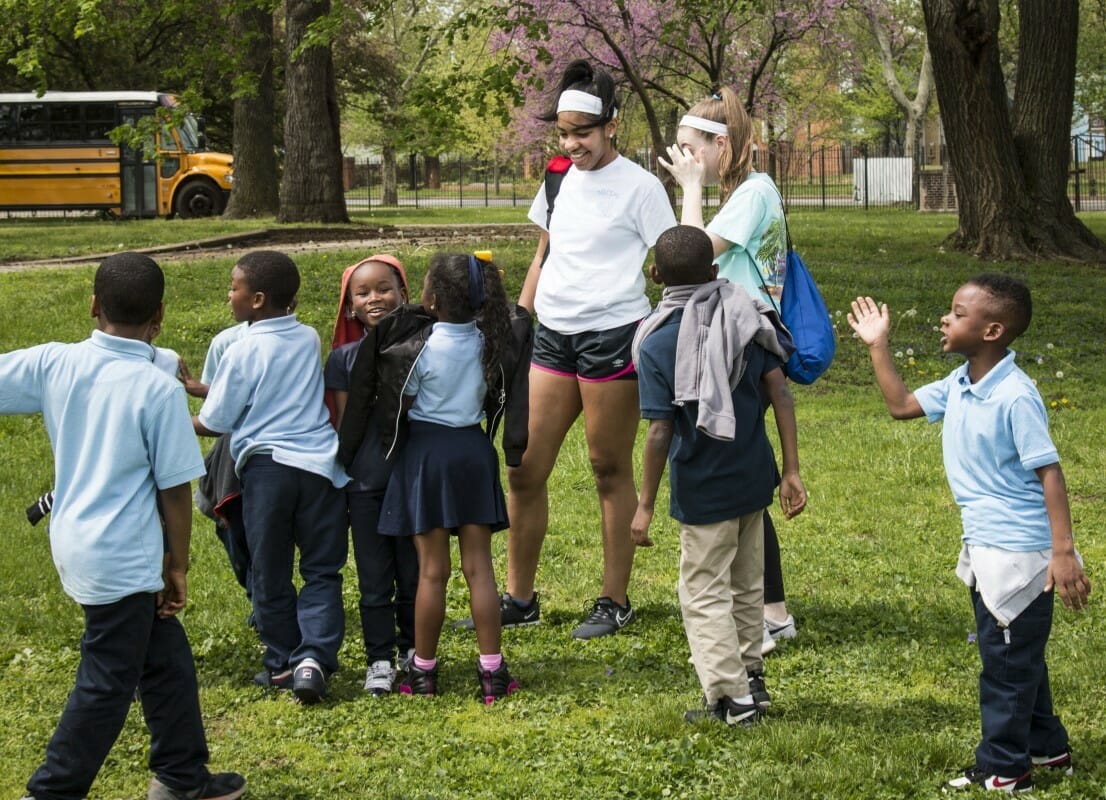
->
[779,472,807,519]
[631,506,655,547]
[657,143,705,190]
[1046,551,1091,611]
[178,357,208,399]
[847,297,892,347]
[157,567,188,618]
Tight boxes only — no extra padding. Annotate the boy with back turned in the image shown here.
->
[848,274,1090,793]
[0,253,244,800]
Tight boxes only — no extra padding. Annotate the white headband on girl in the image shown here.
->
[557,89,605,117]
[679,114,728,137]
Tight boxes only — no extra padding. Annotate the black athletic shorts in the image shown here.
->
[531,320,639,381]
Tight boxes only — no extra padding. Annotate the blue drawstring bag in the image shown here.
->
[779,248,835,384]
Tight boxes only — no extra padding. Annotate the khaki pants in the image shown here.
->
[678,510,765,704]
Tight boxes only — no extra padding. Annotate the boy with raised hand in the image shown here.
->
[847,274,1091,793]
[193,250,350,705]
[631,225,805,727]
[0,252,245,800]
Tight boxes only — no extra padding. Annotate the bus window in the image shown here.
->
[18,104,48,142]
[0,104,15,141]
[51,104,83,142]
[85,103,116,141]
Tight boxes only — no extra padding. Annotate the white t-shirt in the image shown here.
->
[528,155,676,334]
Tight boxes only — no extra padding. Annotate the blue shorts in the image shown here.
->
[531,320,639,382]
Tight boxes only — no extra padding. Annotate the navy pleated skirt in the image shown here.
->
[379,421,509,536]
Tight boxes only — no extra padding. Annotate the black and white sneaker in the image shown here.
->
[748,669,771,709]
[571,597,633,639]
[684,696,763,727]
[943,765,1033,793]
[292,657,327,705]
[455,592,541,630]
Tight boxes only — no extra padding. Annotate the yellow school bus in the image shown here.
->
[0,91,233,218]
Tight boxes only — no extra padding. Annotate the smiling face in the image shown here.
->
[939,283,1003,356]
[676,126,726,186]
[556,111,618,172]
[347,260,406,328]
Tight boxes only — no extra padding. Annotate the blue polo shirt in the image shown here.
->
[0,330,206,605]
[406,321,487,427]
[199,315,349,487]
[200,321,249,383]
[914,350,1058,551]
[637,310,781,525]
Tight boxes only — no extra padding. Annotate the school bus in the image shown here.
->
[0,91,233,218]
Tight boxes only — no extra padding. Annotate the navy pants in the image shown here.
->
[214,496,251,599]
[349,490,418,664]
[26,593,209,800]
[241,455,348,675]
[972,587,1068,776]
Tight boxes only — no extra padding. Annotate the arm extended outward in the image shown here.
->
[847,296,924,419]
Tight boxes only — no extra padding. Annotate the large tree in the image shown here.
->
[279,0,348,222]
[922,0,1105,260]
[223,0,281,218]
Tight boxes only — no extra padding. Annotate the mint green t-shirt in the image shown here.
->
[706,171,787,313]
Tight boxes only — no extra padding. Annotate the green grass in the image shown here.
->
[1,210,1105,799]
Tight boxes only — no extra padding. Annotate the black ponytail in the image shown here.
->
[539,58,619,124]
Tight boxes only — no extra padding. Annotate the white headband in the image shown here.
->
[557,89,605,117]
[680,114,728,137]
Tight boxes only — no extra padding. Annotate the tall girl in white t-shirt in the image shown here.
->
[659,87,798,651]
[494,59,676,639]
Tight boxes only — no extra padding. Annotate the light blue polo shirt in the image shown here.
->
[198,314,349,487]
[0,330,206,605]
[406,321,486,427]
[200,321,249,383]
[914,350,1058,551]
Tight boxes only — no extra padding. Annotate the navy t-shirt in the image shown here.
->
[324,339,393,494]
[636,309,782,525]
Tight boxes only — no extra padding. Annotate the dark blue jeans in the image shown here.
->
[214,496,251,599]
[349,490,418,664]
[240,455,347,675]
[972,587,1068,776]
[26,593,209,800]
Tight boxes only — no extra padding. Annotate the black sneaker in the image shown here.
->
[571,596,633,639]
[476,660,520,705]
[252,669,293,690]
[455,592,541,630]
[147,772,246,800]
[399,663,439,696]
[684,696,762,727]
[943,765,1033,793]
[292,658,327,704]
[748,669,771,709]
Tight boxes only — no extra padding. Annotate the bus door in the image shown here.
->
[118,107,157,217]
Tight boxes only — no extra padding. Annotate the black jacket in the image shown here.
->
[337,303,533,469]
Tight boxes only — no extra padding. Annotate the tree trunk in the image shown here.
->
[922,0,1105,260]
[426,154,441,189]
[223,2,279,218]
[278,0,349,223]
[381,142,398,206]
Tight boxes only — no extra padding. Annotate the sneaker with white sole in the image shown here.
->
[761,621,777,655]
[292,657,327,704]
[455,592,541,630]
[944,766,1033,793]
[1031,751,1072,776]
[397,647,416,673]
[364,660,396,696]
[684,695,763,727]
[147,772,246,800]
[766,614,798,640]
[571,597,633,639]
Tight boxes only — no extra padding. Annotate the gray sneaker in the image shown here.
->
[364,660,396,696]
[571,597,633,639]
[455,592,541,630]
[147,772,246,800]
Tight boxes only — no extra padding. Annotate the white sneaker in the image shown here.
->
[397,647,416,673]
[762,621,777,655]
[364,660,396,696]
[766,614,797,640]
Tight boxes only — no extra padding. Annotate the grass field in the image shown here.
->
[1,210,1104,799]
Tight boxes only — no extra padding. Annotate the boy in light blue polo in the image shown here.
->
[848,273,1091,794]
[194,250,349,704]
[0,253,244,800]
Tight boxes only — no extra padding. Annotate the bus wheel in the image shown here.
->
[176,181,222,218]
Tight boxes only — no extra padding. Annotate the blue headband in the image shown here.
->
[467,255,486,310]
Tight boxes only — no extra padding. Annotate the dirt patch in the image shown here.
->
[1,223,537,272]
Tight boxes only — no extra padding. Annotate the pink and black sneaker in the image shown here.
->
[399,663,438,696]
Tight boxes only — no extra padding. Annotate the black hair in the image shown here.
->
[653,225,715,286]
[93,252,164,325]
[539,59,619,125]
[236,250,300,310]
[425,252,512,389]
[968,272,1032,341]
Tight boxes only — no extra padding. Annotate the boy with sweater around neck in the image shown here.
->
[0,253,244,800]
[847,275,1090,793]
[631,225,806,726]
